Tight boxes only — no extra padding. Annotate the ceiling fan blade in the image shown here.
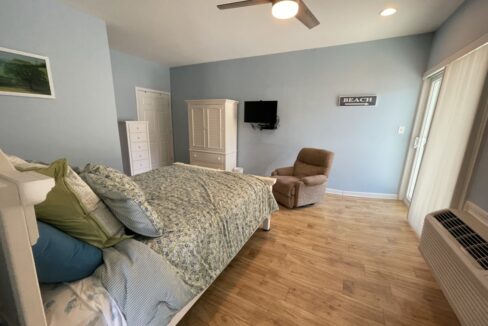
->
[217,0,271,10]
[296,0,320,29]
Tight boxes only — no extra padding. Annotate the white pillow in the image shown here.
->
[7,154,47,169]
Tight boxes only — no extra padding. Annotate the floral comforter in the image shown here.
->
[93,164,278,325]
[132,164,279,293]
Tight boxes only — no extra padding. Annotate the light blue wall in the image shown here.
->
[429,0,488,211]
[428,0,488,69]
[0,0,122,169]
[171,34,433,194]
[109,49,171,173]
[110,49,171,121]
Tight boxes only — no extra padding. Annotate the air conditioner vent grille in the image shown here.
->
[433,210,488,270]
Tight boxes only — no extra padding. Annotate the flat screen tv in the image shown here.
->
[244,101,278,126]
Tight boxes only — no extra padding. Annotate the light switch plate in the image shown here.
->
[398,126,406,134]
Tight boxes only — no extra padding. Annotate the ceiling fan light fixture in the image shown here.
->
[380,7,397,16]
[272,0,299,20]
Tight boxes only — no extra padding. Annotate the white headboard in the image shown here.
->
[0,149,54,326]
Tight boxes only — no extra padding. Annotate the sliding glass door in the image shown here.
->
[405,72,444,203]
[408,44,488,235]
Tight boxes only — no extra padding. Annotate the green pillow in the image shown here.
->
[18,159,129,248]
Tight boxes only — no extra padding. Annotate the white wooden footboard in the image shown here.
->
[0,149,54,326]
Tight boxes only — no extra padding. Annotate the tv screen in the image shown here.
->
[244,101,277,124]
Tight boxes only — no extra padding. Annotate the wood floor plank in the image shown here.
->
[178,194,459,325]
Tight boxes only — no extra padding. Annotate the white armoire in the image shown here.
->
[186,99,238,171]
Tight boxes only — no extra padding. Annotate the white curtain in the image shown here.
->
[408,44,488,236]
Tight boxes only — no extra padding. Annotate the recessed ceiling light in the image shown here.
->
[380,8,397,17]
[272,0,299,20]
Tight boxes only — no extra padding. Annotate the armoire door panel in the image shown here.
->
[206,106,224,151]
[190,106,206,149]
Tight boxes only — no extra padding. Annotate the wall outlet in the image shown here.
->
[398,126,406,135]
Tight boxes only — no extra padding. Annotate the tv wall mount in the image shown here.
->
[251,115,280,130]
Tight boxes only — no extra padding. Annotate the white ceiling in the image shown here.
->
[62,0,463,67]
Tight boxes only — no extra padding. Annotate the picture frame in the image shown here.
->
[0,47,55,99]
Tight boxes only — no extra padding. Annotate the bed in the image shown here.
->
[0,149,278,326]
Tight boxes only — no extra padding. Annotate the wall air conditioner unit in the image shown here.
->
[420,209,488,326]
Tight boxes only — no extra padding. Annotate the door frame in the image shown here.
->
[135,86,174,164]
[135,87,171,120]
[401,72,445,205]
[398,69,444,204]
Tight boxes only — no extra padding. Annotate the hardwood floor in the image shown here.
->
[179,194,460,325]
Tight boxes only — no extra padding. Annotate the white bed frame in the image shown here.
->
[0,151,275,326]
[0,149,54,326]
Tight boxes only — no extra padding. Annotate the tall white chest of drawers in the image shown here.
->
[124,121,152,176]
[186,99,238,171]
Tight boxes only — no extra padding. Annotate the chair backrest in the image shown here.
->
[293,148,334,178]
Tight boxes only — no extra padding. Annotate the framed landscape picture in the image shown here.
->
[0,47,55,98]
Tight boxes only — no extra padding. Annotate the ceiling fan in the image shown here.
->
[217,0,320,29]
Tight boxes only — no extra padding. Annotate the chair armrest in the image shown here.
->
[271,166,294,176]
[301,175,327,186]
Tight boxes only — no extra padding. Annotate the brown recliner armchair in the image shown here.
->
[271,148,334,208]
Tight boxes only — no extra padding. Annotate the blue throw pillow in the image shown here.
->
[32,221,103,283]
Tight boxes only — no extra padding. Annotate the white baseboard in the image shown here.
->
[464,201,488,222]
[326,188,398,200]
